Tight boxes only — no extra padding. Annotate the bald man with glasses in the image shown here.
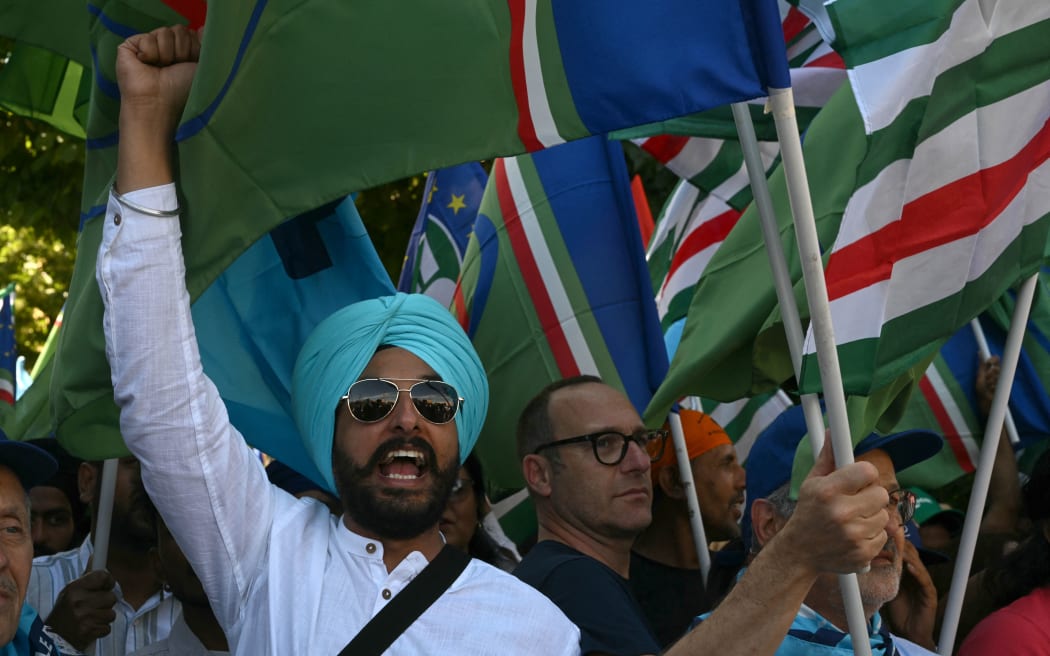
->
[514,377,918,656]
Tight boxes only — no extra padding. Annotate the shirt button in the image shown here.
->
[366,543,377,554]
[382,589,392,600]
[114,213,122,225]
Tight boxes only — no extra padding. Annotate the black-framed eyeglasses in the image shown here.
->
[533,429,669,466]
[340,378,464,425]
[888,489,917,526]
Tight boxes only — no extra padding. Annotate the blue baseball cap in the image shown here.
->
[0,427,59,491]
[742,404,943,548]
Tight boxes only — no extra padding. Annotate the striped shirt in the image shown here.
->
[26,538,180,656]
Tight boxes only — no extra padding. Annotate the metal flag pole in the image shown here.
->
[91,458,119,571]
[938,273,1039,654]
[668,411,712,585]
[969,318,1021,445]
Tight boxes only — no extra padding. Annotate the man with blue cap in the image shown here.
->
[723,405,944,656]
[0,428,66,655]
[96,25,579,655]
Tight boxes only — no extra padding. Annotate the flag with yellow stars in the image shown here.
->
[398,163,487,307]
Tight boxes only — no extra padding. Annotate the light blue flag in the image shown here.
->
[192,196,395,486]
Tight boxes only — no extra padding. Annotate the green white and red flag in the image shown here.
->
[686,391,794,464]
[799,0,1050,394]
[646,143,779,328]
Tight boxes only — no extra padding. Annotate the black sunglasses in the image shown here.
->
[341,378,464,425]
[533,429,669,466]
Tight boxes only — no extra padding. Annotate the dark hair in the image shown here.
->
[981,449,1050,606]
[515,375,604,461]
[27,438,90,547]
[461,453,518,570]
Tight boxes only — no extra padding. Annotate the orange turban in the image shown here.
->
[650,409,731,481]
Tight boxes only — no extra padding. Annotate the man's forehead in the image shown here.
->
[549,382,642,435]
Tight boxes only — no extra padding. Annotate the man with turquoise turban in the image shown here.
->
[99,25,903,656]
[97,26,579,655]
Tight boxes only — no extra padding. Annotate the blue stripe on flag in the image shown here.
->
[176,0,269,141]
[555,0,790,134]
[535,137,669,415]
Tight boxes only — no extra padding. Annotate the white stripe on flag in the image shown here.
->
[662,138,726,181]
[850,0,1050,133]
[926,364,980,466]
[722,392,794,464]
[647,181,701,259]
[784,66,846,108]
[504,158,599,375]
[656,197,735,317]
[786,26,823,60]
[837,81,1050,248]
[522,0,565,148]
[824,157,1050,347]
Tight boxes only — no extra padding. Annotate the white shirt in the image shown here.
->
[96,184,581,656]
[26,538,179,656]
[126,614,228,656]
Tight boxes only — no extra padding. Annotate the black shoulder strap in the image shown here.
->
[338,544,472,656]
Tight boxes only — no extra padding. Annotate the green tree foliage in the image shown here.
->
[0,109,82,372]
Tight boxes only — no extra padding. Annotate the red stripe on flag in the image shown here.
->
[631,175,654,247]
[506,0,544,152]
[0,391,12,406]
[662,208,740,288]
[494,162,579,378]
[825,119,1050,301]
[804,51,845,69]
[781,7,810,44]
[451,281,470,331]
[640,135,689,165]
[919,376,976,473]
[160,0,207,29]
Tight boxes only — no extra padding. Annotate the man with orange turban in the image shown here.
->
[630,409,746,648]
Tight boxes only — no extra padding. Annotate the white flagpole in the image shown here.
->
[729,104,825,455]
[91,458,119,571]
[969,319,1021,445]
[938,273,1039,654]
[668,412,712,585]
[749,88,873,656]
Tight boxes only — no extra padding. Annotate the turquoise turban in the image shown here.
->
[291,293,488,493]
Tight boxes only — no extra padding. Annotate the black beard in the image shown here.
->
[333,436,460,540]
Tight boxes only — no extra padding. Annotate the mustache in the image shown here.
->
[0,577,17,596]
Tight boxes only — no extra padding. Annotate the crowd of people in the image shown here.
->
[2,24,1049,656]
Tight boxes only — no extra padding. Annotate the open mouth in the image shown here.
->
[377,448,428,480]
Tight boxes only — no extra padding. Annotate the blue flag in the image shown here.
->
[455,136,669,493]
[397,163,487,308]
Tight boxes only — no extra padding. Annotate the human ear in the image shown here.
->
[522,454,553,497]
[658,466,685,499]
